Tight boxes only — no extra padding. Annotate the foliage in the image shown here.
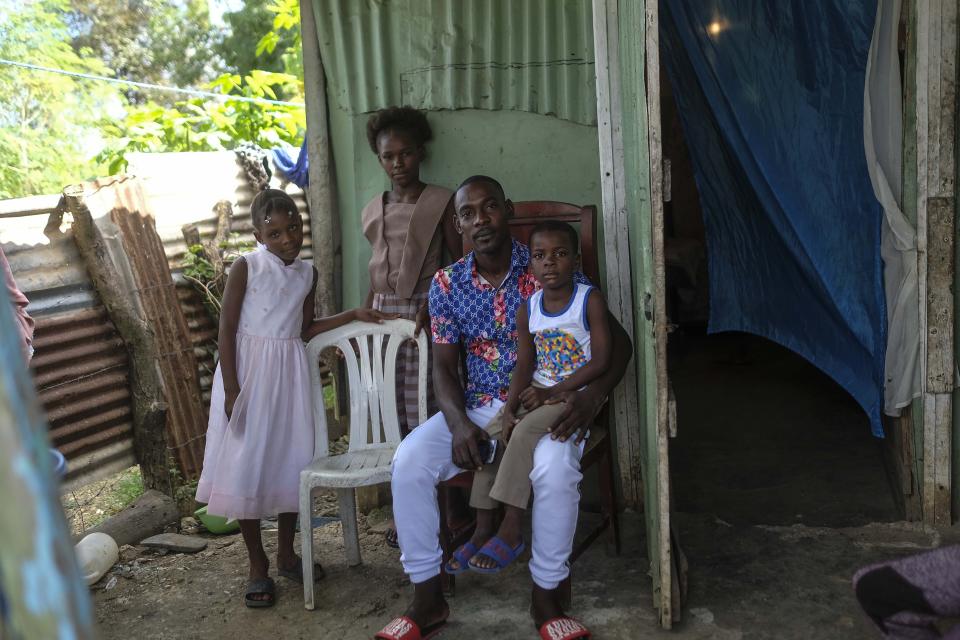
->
[254,0,303,84]
[96,0,305,175]
[66,0,222,105]
[94,467,144,527]
[181,236,255,321]
[0,0,122,198]
[0,0,307,198]
[216,1,290,80]
[96,70,305,174]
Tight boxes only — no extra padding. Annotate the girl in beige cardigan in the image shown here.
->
[362,107,463,547]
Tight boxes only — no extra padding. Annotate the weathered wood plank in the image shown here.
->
[643,0,674,628]
[85,489,179,547]
[923,392,952,526]
[300,0,339,317]
[592,0,644,508]
[925,197,955,393]
[914,0,957,526]
[64,185,173,495]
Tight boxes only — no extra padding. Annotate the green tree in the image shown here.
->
[67,0,222,104]
[217,1,290,79]
[0,0,121,198]
[216,0,301,98]
[97,0,306,173]
[97,70,305,174]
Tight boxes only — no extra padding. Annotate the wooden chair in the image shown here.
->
[299,319,428,609]
[438,201,621,596]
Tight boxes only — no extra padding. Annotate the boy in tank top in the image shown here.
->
[457,221,613,574]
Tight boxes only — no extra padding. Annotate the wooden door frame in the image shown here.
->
[911,0,957,527]
[591,0,645,510]
[592,0,674,628]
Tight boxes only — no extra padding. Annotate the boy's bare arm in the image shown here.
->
[503,305,535,439]
[546,310,632,443]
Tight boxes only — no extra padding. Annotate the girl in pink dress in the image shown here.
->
[196,189,394,608]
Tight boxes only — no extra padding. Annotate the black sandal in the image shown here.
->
[384,525,399,549]
[277,555,325,583]
[244,577,276,608]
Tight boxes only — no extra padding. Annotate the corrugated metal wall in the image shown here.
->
[0,152,311,488]
[314,0,604,309]
[313,0,597,124]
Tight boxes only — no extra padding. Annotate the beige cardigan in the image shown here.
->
[361,184,453,299]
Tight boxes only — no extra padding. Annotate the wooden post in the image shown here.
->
[181,200,234,324]
[212,199,232,250]
[63,185,174,495]
[0,297,94,638]
[592,0,645,509]
[913,0,957,526]
[300,0,339,317]
[643,0,677,627]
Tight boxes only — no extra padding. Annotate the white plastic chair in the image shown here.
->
[299,319,427,609]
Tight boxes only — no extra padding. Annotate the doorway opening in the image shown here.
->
[659,49,900,529]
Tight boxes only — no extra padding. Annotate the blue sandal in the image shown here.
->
[444,540,479,575]
[468,536,526,574]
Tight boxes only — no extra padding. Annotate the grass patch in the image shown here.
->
[62,466,146,533]
[323,383,336,411]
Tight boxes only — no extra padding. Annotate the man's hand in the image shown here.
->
[414,304,429,337]
[519,386,551,411]
[451,421,488,470]
[544,389,604,444]
[502,408,521,443]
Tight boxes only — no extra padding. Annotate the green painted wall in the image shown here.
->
[330,106,602,309]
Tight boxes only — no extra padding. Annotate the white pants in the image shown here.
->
[391,401,584,590]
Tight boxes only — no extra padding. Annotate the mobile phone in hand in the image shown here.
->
[477,438,498,465]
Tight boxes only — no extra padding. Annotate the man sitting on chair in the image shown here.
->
[375,176,632,640]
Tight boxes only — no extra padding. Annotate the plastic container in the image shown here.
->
[49,448,67,479]
[74,532,119,585]
[194,505,240,534]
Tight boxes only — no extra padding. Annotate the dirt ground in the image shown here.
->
[89,505,957,640]
[89,332,959,639]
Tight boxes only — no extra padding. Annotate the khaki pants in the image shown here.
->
[470,391,568,510]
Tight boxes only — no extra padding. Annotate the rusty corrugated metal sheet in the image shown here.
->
[313,0,597,124]
[5,233,98,317]
[82,175,208,479]
[0,152,314,487]
[177,285,216,406]
[0,203,136,488]
[30,306,135,489]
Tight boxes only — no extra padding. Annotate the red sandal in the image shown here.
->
[374,616,446,640]
[537,616,591,640]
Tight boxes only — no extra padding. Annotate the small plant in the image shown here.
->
[181,234,255,325]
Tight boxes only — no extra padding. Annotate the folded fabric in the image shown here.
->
[271,140,309,189]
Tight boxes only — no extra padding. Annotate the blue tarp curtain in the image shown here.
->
[661,0,887,435]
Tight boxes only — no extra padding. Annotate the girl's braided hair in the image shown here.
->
[250,188,298,228]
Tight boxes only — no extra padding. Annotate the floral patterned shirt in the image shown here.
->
[429,239,589,409]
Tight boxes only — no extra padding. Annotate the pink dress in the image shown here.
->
[196,247,315,519]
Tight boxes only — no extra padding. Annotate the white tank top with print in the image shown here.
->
[527,283,594,388]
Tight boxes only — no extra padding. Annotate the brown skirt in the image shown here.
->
[372,292,436,434]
